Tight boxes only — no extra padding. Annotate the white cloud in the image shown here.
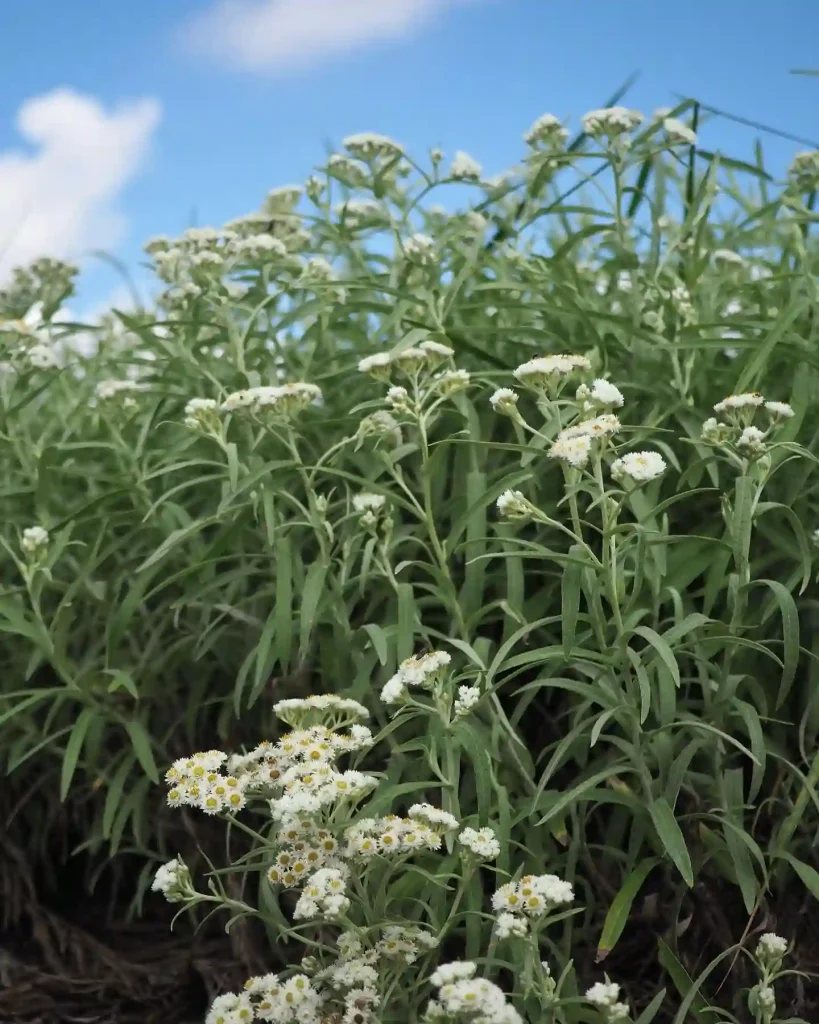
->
[0,89,160,279]
[182,0,484,73]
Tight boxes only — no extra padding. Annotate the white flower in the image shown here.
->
[586,981,622,1007]
[435,369,471,395]
[514,354,591,385]
[27,344,58,369]
[737,426,766,452]
[404,233,436,263]
[21,525,49,555]
[495,911,528,939]
[419,339,454,359]
[561,414,620,439]
[386,385,409,408]
[151,857,192,903]
[611,451,667,484]
[756,932,788,961]
[380,650,451,705]
[663,117,697,145]
[756,986,776,1015]
[764,400,794,419]
[453,685,481,718]
[343,132,403,160]
[184,397,219,430]
[458,826,500,859]
[496,489,533,520]
[353,492,386,514]
[430,962,477,987]
[548,433,592,469]
[220,382,321,417]
[205,992,254,1024]
[524,112,568,148]
[95,379,142,402]
[589,378,624,407]
[582,106,644,137]
[714,392,765,413]
[490,387,519,415]
[408,803,459,831]
[358,352,392,374]
[449,151,482,180]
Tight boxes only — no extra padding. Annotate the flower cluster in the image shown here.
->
[458,826,500,860]
[220,382,322,419]
[582,106,644,142]
[524,112,568,150]
[21,525,49,556]
[585,980,630,1021]
[513,353,591,390]
[703,391,794,461]
[492,874,574,937]
[425,962,522,1024]
[380,650,452,704]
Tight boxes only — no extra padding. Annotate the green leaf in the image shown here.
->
[60,707,96,801]
[597,858,659,960]
[633,626,681,688]
[561,545,583,661]
[299,559,328,658]
[752,579,800,708]
[362,623,389,666]
[125,719,159,783]
[649,797,693,887]
[777,851,819,900]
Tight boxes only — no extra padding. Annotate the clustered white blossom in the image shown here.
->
[585,980,630,1021]
[380,650,452,705]
[582,106,644,141]
[95,379,142,407]
[611,451,667,485]
[524,112,568,150]
[492,874,574,937]
[458,826,500,860]
[21,525,49,556]
[220,382,322,419]
[453,685,481,718]
[704,391,794,459]
[496,489,535,520]
[449,151,483,180]
[151,857,193,904]
[425,962,523,1024]
[514,354,591,388]
[489,387,519,416]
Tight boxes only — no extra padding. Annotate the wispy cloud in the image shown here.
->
[0,89,160,279]
[182,0,484,73]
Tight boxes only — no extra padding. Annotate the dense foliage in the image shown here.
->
[2,102,819,1022]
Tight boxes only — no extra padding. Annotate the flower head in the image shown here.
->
[21,525,49,556]
[524,113,568,149]
[489,388,519,416]
[449,151,482,180]
[458,826,500,860]
[548,433,592,469]
[611,451,666,485]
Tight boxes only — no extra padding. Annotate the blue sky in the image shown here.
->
[1,0,817,312]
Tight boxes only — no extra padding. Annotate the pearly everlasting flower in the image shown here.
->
[404,233,436,264]
[756,985,776,1016]
[756,932,788,963]
[492,874,574,921]
[358,352,392,375]
[524,112,568,149]
[714,392,765,413]
[453,685,480,718]
[561,414,621,439]
[426,962,523,1024]
[586,982,629,1020]
[495,911,528,939]
[514,354,591,387]
[737,426,766,453]
[184,397,220,431]
[496,489,534,520]
[663,117,697,146]
[589,378,624,407]
[449,151,482,180]
[205,992,254,1024]
[273,694,369,728]
[352,492,386,514]
[151,857,193,904]
[21,525,49,555]
[419,339,454,360]
[701,417,729,443]
[220,382,321,418]
[294,867,350,920]
[548,433,592,469]
[27,344,58,369]
[582,106,644,138]
[386,385,410,410]
[458,826,500,859]
[408,803,459,832]
[435,369,471,395]
[788,149,819,190]
[357,409,402,446]
[611,451,667,484]
[380,650,451,705]
[490,387,519,415]
[95,379,142,403]
[343,132,403,161]
[764,400,794,419]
